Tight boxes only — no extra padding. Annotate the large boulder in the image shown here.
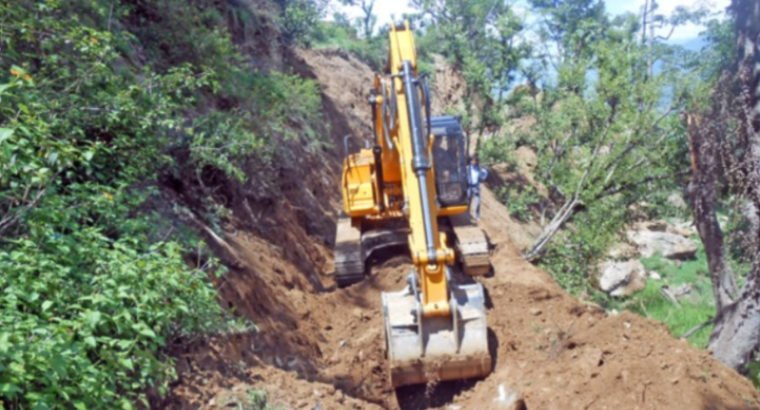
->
[596,259,647,297]
[626,229,697,260]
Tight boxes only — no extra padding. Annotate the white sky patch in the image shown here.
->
[327,0,729,43]
[325,0,415,25]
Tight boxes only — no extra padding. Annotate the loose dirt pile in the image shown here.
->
[163,49,760,409]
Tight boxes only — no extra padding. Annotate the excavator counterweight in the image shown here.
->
[333,22,492,387]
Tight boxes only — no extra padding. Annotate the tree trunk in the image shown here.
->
[685,114,737,312]
[703,0,760,370]
[709,265,760,369]
[523,196,581,261]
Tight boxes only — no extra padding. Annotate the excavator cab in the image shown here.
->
[431,116,469,208]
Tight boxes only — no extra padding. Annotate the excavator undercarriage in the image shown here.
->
[334,214,490,287]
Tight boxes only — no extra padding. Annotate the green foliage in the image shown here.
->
[529,0,607,59]
[0,0,325,407]
[190,111,267,182]
[539,199,628,294]
[748,361,760,390]
[0,235,230,407]
[312,19,386,69]
[276,0,328,45]
[610,249,715,348]
[413,0,530,131]
[246,389,276,410]
[484,2,714,290]
[627,279,714,347]
[497,184,541,222]
[125,1,326,183]
[189,71,322,181]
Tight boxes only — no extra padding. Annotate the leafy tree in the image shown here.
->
[276,0,329,45]
[529,0,607,63]
[412,0,530,136]
[482,2,710,292]
[340,0,377,39]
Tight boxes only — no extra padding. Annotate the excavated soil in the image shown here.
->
[163,49,760,409]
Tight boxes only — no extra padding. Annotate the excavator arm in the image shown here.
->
[385,24,454,318]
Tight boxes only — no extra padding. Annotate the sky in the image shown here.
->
[328,0,730,44]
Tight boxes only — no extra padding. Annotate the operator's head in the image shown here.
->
[470,156,479,165]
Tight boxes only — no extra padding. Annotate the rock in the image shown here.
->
[663,283,693,299]
[640,220,669,232]
[606,241,640,260]
[287,357,301,370]
[614,218,697,262]
[530,307,542,316]
[596,260,647,297]
[648,271,662,280]
[667,193,688,210]
[670,221,697,237]
[577,347,604,379]
[626,229,697,260]
[493,383,525,410]
[515,145,538,174]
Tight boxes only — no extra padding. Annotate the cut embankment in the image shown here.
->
[165,187,760,410]
[163,49,760,410]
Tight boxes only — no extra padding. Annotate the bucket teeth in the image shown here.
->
[382,277,492,387]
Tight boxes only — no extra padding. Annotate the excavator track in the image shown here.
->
[334,217,365,287]
[334,217,409,287]
[448,214,491,276]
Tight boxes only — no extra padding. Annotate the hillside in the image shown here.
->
[2,1,760,409]
[163,48,760,410]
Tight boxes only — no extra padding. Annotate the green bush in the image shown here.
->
[0,235,228,408]
[496,185,541,222]
[0,1,328,407]
[539,197,628,294]
[312,20,386,69]
[188,70,324,183]
[278,0,328,46]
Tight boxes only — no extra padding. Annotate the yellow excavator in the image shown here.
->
[333,22,492,387]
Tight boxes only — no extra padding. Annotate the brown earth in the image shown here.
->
[162,48,760,410]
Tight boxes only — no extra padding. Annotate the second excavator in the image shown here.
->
[333,22,492,387]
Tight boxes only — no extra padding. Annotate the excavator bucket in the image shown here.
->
[382,273,491,387]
